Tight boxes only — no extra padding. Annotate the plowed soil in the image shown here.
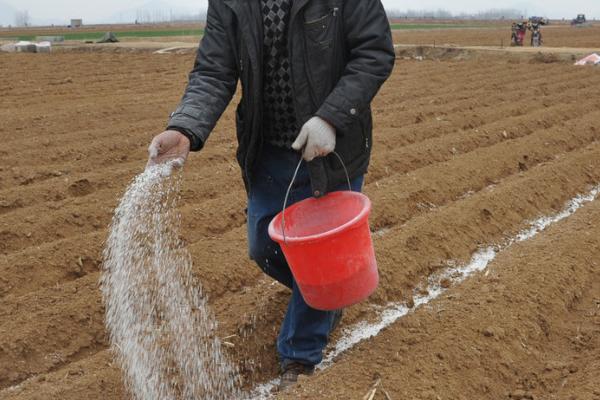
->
[1,40,600,400]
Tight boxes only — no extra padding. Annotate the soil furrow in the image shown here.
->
[2,104,598,300]
[2,104,599,302]
[2,142,600,391]
[2,92,598,257]
[280,195,600,400]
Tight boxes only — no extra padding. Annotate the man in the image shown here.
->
[510,22,518,46]
[528,21,543,47]
[147,0,394,390]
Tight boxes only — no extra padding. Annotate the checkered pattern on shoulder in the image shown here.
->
[261,0,298,148]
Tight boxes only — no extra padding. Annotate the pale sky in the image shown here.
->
[3,0,600,24]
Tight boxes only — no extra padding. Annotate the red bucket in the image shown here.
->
[268,191,379,311]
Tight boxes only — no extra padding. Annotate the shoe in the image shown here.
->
[278,362,315,391]
[331,309,343,333]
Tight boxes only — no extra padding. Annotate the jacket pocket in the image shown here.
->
[304,6,338,46]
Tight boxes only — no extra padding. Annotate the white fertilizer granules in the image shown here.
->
[101,162,241,400]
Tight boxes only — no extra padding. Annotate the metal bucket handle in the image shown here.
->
[281,152,352,244]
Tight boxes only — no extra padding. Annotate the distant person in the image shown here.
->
[147,0,395,391]
[511,21,527,46]
[511,22,518,46]
[529,22,543,47]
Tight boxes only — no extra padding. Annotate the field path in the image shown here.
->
[394,43,600,57]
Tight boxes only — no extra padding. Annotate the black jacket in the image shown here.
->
[168,0,395,196]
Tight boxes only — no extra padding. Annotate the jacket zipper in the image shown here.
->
[241,43,253,191]
[288,12,302,128]
[224,0,262,193]
[303,7,339,109]
[330,7,340,98]
[303,37,320,108]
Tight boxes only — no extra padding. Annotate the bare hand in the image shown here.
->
[147,130,191,168]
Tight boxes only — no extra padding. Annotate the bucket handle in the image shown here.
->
[281,151,352,244]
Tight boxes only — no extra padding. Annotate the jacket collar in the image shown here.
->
[291,0,311,22]
[224,0,311,25]
[223,0,311,68]
[223,0,262,66]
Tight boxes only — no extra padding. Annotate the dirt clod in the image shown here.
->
[440,278,452,289]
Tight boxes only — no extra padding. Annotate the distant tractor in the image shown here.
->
[571,14,587,26]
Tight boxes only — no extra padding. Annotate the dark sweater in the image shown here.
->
[261,0,298,148]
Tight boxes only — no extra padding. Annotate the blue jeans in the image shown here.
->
[247,144,363,367]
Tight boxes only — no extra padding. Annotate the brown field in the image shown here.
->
[1,27,600,400]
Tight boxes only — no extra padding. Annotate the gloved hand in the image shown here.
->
[292,116,336,162]
[147,130,191,168]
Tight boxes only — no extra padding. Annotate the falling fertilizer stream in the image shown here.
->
[100,157,599,400]
[101,161,241,400]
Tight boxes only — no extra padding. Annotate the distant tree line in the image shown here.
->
[386,8,526,20]
[133,9,207,24]
[96,7,531,25]
[132,7,525,24]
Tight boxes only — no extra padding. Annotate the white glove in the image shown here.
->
[292,117,336,162]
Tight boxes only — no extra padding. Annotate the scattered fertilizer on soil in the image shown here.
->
[324,184,600,366]
[238,184,600,400]
[101,161,241,400]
